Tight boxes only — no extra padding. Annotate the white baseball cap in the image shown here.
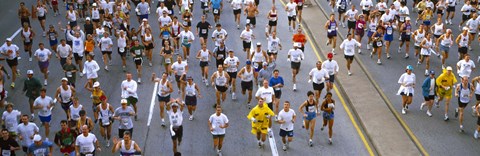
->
[27,70,34,75]
[6,38,12,42]
[86,17,91,21]
[405,17,411,21]
[61,77,68,81]
[92,3,97,7]
[446,66,453,71]
[93,82,100,87]
[33,134,42,142]
[121,99,128,104]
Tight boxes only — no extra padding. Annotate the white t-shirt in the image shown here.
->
[56,44,72,58]
[158,15,172,26]
[466,18,479,33]
[83,60,100,79]
[2,110,21,132]
[211,29,228,47]
[457,59,476,77]
[461,4,473,15]
[345,9,358,21]
[179,31,195,45]
[231,0,243,10]
[286,2,297,17]
[1,44,20,59]
[340,39,361,56]
[309,68,329,84]
[33,96,54,117]
[267,36,281,52]
[34,48,52,62]
[16,123,39,146]
[156,6,169,16]
[121,80,138,99]
[255,87,275,103]
[224,57,240,72]
[75,133,97,153]
[278,109,296,131]
[380,13,394,22]
[171,62,188,75]
[99,37,113,51]
[288,49,304,63]
[322,60,339,75]
[360,0,373,10]
[209,113,229,135]
[240,29,253,43]
[167,110,183,127]
[376,2,387,11]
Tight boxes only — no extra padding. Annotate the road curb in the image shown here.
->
[307,0,429,155]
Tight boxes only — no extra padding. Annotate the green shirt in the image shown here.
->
[130,45,145,58]
[23,77,42,99]
[63,63,78,84]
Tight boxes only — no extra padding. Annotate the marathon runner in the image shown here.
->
[184,76,201,120]
[320,92,335,144]
[277,101,295,151]
[0,128,21,155]
[454,76,474,132]
[179,26,195,59]
[121,73,139,121]
[16,114,39,154]
[214,42,228,68]
[322,53,339,92]
[288,43,304,91]
[27,134,53,156]
[298,91,318,147]
[21,23,35,62]
[130,40,145,83]
[208,106,229,155]
[344,5,358,35]
[325,14,338,54]
[238,61,255,108]
[23,70,43,121]
[1,38,21,88]
[95,96,114,147]
[82,54,100,93]
[2,103,21,138]
[54,120,77,156]
[33,88,54,139]
[54,78,76,118]
[172,56,188,95]
[285,0,297,31]
[456,54,476,79]
[224,50,240,100]
[75,125,101,155]
[196,44,213,87]
[152,72,174,126]
[309,61,329,102]
[436,66,457,121]
[339,33,361,75]
[67,97,83,131]
[166,98,184,154]
[397,65,416,115]
[266,31,282,60]
[196,15,212,46]
[211,65,230,107]
[77,110,95,133]
[421,70,437,117]
[269,69,284,120]
[456,27,470,60]
[435,29,453,69]
[247,98,275,148]
[56,39,73,67]
[399,17,412,58]
[111,131,142,155]
[240,24,255,60]
[418,33,434,76]
[33,43,53,86]
[244,2,259,28]
[113,99,135,138]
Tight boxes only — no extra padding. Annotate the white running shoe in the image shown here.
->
[44,80,48,86]
[348,71,352,76]
[138,78,141,83]
[293,84,297,91]
[282,144,287,151]
[475,131,479,139]
[232,92,236,100]
[402,108,406,114]
[106,140,110,147]
[426,110,432,117]
[309,139,313,147]
[420,102,425,111]
[29,57,32,62]
[189,115,193,121]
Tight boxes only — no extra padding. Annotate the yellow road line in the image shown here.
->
[275,0,374,155]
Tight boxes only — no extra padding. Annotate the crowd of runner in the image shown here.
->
[0,0,479,155]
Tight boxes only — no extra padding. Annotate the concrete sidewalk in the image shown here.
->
[297,2,424,156]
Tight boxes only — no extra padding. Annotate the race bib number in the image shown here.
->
[50,34,55,40]
[218,54,224,58]
[387,29,393,34]
[186,90,194,96]
[246,19,251,24]
[201,29,207,34]
[308,106,315,112]
[81,146,92,153]
[74,40,80,46]
[214,9,219,14]
[165,58,171,64]
[376,41,383,46]
[346,49,353,53]
[65,71,72,77]
[2,149,11,156]
[135,49,142,55]
[121,118,129,126]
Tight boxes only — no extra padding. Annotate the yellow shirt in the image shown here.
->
[246,104,275,129]
[92,89,105,104]
[436,69,457,91]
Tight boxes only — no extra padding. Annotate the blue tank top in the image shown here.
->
[385,26,394,36]
[328,20,337,35]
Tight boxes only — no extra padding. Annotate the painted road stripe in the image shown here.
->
[274,0,376,155]
[2,28,22,47]
[268,128,279,156]
[147,82,159,126]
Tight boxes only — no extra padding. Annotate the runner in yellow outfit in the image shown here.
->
[247,98,275,148]
[435,66,457,121]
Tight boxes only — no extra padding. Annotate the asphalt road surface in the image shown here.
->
[0,0,370,156]
[316,0,480,155]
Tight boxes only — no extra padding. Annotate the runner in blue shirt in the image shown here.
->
[269,69,284,120]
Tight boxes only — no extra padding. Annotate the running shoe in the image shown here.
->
[455,108,459,118]
[282,144,287,151]
[426,110,432,117]
[475,131,479,139]
[402,108,406,114]
[420,102,425,111]
[328,138,333,145]
[444,114,449,121]
[309,139,313,147]
[460,125,464,132]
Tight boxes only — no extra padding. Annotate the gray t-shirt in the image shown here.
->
[258,62,276,84]
[114,106,134,129]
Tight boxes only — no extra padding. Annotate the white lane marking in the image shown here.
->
[147,82,159,126]
[268,128,279,156]
[2,28,22,47]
